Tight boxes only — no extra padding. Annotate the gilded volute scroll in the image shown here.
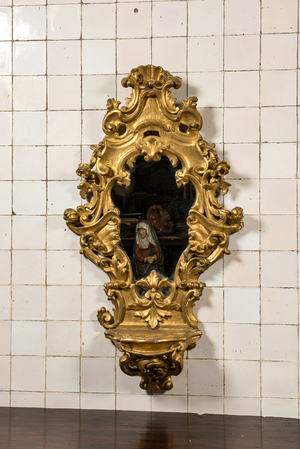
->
[64,65,244,391]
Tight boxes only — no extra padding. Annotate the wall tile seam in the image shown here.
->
[6,109,108,111]
[4,321,300,325]
[7,354,115,357]
[6,33,292,41]
[193,69,299,72]
[9,0,13,409]
[6,319,102,321]
[4,105,300,111]
[220,0,225,415]
[8,0,223,3]
[258,0,263,417]
[79,0,84,411]
[5,69,300,74]
[3,391,297,399]
[295,0,300,416]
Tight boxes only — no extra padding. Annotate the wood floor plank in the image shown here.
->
[0,407,299,449]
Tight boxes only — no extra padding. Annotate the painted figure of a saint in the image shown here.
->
[132,221,165,280]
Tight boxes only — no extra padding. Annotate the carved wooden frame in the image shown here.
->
[64,65,244,391]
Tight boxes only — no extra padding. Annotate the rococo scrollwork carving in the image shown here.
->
[64,65,243,390]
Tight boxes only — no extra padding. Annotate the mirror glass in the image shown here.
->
[111,156,195,280]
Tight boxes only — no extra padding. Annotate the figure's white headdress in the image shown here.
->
[136,222,157,249]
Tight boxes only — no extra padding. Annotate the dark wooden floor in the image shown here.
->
[0,407,299,448]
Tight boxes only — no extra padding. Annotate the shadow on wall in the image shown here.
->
[188,214,252,397]
[173,80,218,144]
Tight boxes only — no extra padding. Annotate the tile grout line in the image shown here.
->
[259,0,262,419]
[3,105,300,112]
[44,0,48,409]
[79,0,83,411]
[9,0,13,408]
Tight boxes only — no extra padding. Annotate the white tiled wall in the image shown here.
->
[0,0,299,418]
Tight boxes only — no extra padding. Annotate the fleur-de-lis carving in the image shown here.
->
[130,271,179,329]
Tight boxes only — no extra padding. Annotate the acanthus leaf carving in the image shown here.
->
[106,98,121,111]
[97,281,126,329]
[179,281,205,328]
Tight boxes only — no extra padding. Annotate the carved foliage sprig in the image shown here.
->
[194,139,244,227]
[176,248,211,285]
[179,281,205,328]
[97,281,126,329]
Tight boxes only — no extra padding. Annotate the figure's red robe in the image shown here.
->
[136,243,161,268]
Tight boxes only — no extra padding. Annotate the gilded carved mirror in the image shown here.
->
[64,65,244,391]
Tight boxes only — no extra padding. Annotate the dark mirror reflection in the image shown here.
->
[112,156,195,280]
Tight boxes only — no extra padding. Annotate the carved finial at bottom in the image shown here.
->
[106,328,202,391]
[120,351,182,391]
